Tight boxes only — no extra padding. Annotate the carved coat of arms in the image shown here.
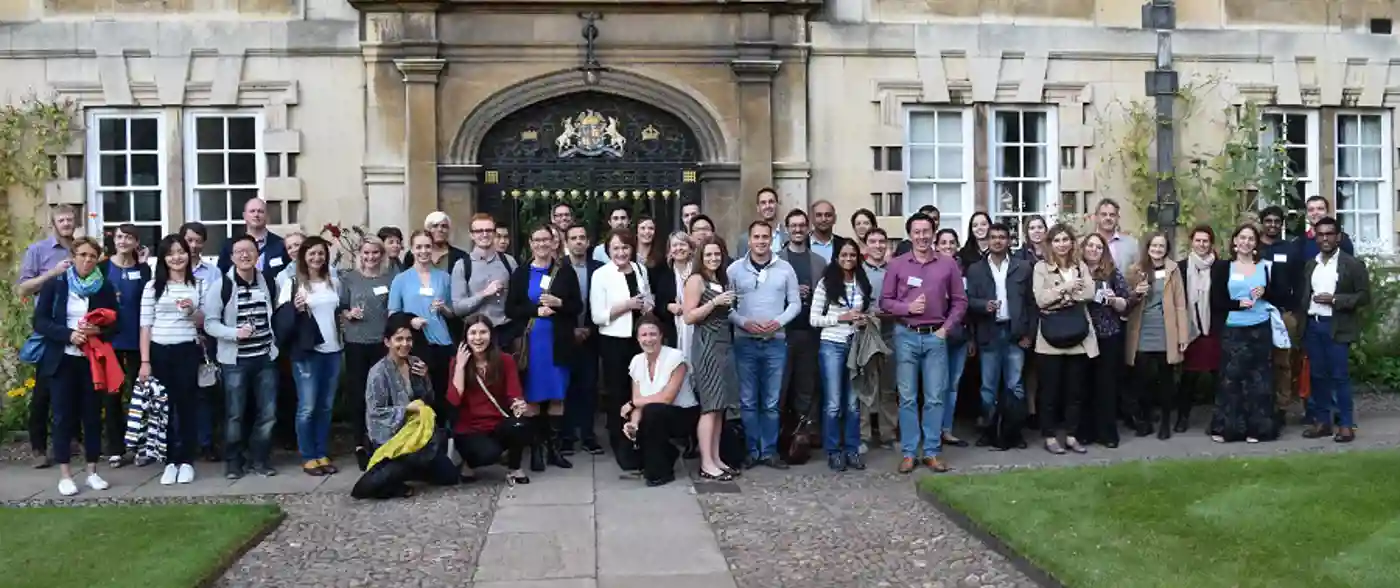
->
[556,110,626,158]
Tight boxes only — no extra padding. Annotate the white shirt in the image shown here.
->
[1309,253,1340,317]
[809,280,864,343]
[64,291,90,356]
[589,262,652,339]
[628,346,697,408]
[304,281,344,353]
[140,280,201,345]
[989,255,1011,322]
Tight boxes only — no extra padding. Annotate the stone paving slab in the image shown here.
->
[476,579,597,588]
[598,572,737,588]
[473,531,597,583]
[490,504,595,535]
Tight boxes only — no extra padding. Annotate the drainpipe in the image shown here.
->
[1143,0,1179,246]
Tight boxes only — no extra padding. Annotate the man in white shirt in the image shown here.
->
[1300,216,1369,443]
[964,223,1034,449]
[591,205,632,263]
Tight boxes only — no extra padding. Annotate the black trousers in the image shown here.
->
[344,342,387,449]
[562,343,600,446]
[28,371,53,453]
[152,342,201,464]
[782,328,820,437]
[102,350,141,455]
[1037,353,1087,437]
[1082,334,1123,444]
[455,420,530,470]
[1133,351,1177,419]
[274,356,298,447]
[51,355,102,464]
[599,335,640,467]
[632,403,700,482]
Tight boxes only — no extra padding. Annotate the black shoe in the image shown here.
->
[546,415,573,469]
[1157,420,1172,440]
[742,455,759,470]
[845,453,866,470]
[682,439,700,460]
[547,446,573,469]
[225,464,244,480]
[827,453,846,472]
[529,444,546,472]
[558,440,577,457]
[355,447,370,472]
[581,439,605,455]
[1136,416,1154,437]
[646,475,675,487]
[250,464,278,477]
[975,433,993,447]
[1173,411,1190,433]
[202,446,222,463]
[761,456,789,470]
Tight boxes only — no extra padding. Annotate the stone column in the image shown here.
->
[731,59,781,205]
[396,58,447,228]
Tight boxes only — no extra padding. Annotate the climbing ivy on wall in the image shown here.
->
[0,94,77,271]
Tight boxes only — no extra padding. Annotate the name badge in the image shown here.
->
[126,271,141,280]
[709,283,723,293]
[372,285,389,296]
[269,258,284,268]
[539,275,553,291]
[1154,270,1166,281]
[907,276,923,288]
[248,290,266,303]
[419,287,435,297]
[1230,273,1244,282]
[961,277,968,290]
[756,270,768,284]
[1273,253,1288,263]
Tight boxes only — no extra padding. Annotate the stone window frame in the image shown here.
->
[84,109,170,248]
[182,108,267,256]
[987,105,1060,244]
[903,105,975,230]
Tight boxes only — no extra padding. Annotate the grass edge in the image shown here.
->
[915,480,1065,588]
[194,504,287,588]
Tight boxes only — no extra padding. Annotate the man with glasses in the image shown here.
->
[591,205,632,263]
[1300,217,1369,443]
[882,212,965,474]
[453,213,516,348]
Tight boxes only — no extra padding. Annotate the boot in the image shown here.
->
[1173,406,1191,433]
[1157,408,1172,440]
[1135,408,1154,437]
[529,416,547,472]
[546,415,573,469]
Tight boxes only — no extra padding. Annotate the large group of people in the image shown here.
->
[14,188,1372,495]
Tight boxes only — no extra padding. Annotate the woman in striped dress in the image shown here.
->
[682,236,739,481]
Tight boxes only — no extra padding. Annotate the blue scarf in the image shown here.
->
[67,265,104,298]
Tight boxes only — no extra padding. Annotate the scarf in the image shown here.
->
[67,265,104,298]
[1185,252,1215,341]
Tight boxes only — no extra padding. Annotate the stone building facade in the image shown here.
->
[3,0,1400,254]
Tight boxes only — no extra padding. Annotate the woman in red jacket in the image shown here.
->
[448,314,532,484]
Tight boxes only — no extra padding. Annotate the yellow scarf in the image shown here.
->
[367,400,437,470]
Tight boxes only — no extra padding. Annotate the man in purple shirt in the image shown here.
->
[881,212,966,474]
[16,204,79,468]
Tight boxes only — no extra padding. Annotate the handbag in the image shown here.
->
[475,369,529,434]
[1039,267,1089,348]
[779,415,813,465]
[1265,302,1291,350]
[194,279,220,387]
[20,290,67,365]
[514,264,561,371]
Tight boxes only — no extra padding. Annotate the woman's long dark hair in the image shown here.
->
[689,235,730,288]
[460,314,505,390]
[936,228,965,269]
[296,236,332,284]
[152,234,194,302]
[819,240,872,312]
[957,211,992,267]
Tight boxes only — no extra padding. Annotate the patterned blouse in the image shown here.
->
[365,356,434,446]
[1088,268,1130,339]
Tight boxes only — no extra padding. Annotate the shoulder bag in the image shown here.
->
[1039,267,1090,349]
[19,292,64,365]
[514,264,561,371]
[474,368,529,434]
[194,279,220,387]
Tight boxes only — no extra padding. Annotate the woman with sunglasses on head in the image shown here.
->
[506,224,583,472]
[448,314,531,485]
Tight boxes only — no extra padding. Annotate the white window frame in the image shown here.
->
[987,106,1059,244]
[903,106,975,231]
[1259,108,1320,213]
[85,110,170,246]
[1333,109,1394,253]
[182,109,265,258]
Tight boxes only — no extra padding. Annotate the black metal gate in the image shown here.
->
[477,92,701,252]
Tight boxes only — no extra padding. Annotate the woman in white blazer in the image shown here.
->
[589,227,654,464]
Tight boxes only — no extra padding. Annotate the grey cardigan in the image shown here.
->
[365,357,434,446]
[202,267,280,365]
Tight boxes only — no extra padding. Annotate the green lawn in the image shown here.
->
[0,503,282,588]
[921,450,1400,588]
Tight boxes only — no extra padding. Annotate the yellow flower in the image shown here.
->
[24,378,35,388]
[6,387,24,398]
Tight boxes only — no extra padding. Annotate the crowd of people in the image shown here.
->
[13,189,1371,495]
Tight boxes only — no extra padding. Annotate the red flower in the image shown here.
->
[323,223,342,239]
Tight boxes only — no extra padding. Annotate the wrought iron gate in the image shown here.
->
[477,92,701,250]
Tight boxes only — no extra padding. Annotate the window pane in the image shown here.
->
[228,117,257,150]
[228,153,257,185]
[909,114,936,144]
[1361,146,1382,177]
[130,118,158,151]
[1361,115,1383,144]
[937,147,963,180]
[135,225,160,249]
[1023,145,1046,177]
[99,154,127,187]
[197,154,226,185]
[936,112,962,144]
[909,146,936,179]
[1338,147,1358,178]
[871,147,883,171]
[1286,147,1307,176]
[231,189,258,217]
[908,184,936,211]
[996,146,1019,176]
[132,191,161,222]
[98,118,126,151]
[268,202,284,225]
[266,153,282,178]
[196,117,224,150]
[887,147,902,172]
[1024,112,1046,143]
[1356,182,1379,210]
[1357,213,1381,242]
[1339,116,1359,144]
[1284,114,1307,144]
[102,191,130,223]
[996,112,1021,142]
[198,189,228,221]
[204,224,230,256]
[130,154,159,186]
[935,183,962,212]
[887,192,903,214]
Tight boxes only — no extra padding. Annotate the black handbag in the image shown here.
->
[475,369,529,434]
[1039,268,1089,348]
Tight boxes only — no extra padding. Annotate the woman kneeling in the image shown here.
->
[448,315,532,485]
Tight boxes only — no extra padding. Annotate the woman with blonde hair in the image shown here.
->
[1031,224,1098,455]
[340,236,395,469]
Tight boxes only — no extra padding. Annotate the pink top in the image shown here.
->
[880,250,968,330]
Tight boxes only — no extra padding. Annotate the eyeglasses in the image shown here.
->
[470,229,495,235]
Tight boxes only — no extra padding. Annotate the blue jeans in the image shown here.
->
[292,351,341,461]
[734,336,787,459]
[818,340,861,456]
[944,339,968,432]
[978,324,1026,419]
[223,355,279,468]
[894,325,948,458]
[1304,317,1354,428]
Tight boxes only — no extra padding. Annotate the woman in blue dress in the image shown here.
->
[507,224,583,473]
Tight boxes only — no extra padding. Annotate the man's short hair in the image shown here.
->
[230,234,259,251]
[987,222,1011,237]
[1314,216,1340,232]
[376,226,403,241]
[178,221,208,240]
[905,213,934,235]
[1095,198,1121,214]
[784,208,808,227]
[566,223,589,237]
[863,228,888,243]
[1260,206,1286,222]
[747,220,773,236]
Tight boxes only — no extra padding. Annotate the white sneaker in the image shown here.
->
[86,473,110,491]
[177,463,195,484]
[160,463,179,485]
[58,478,78,496]
[859,442,869,455]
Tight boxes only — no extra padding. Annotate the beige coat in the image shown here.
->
[1123,263,1190,366]
[1032,260,1100,357]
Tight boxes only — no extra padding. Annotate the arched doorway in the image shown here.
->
[476,91,702,252]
